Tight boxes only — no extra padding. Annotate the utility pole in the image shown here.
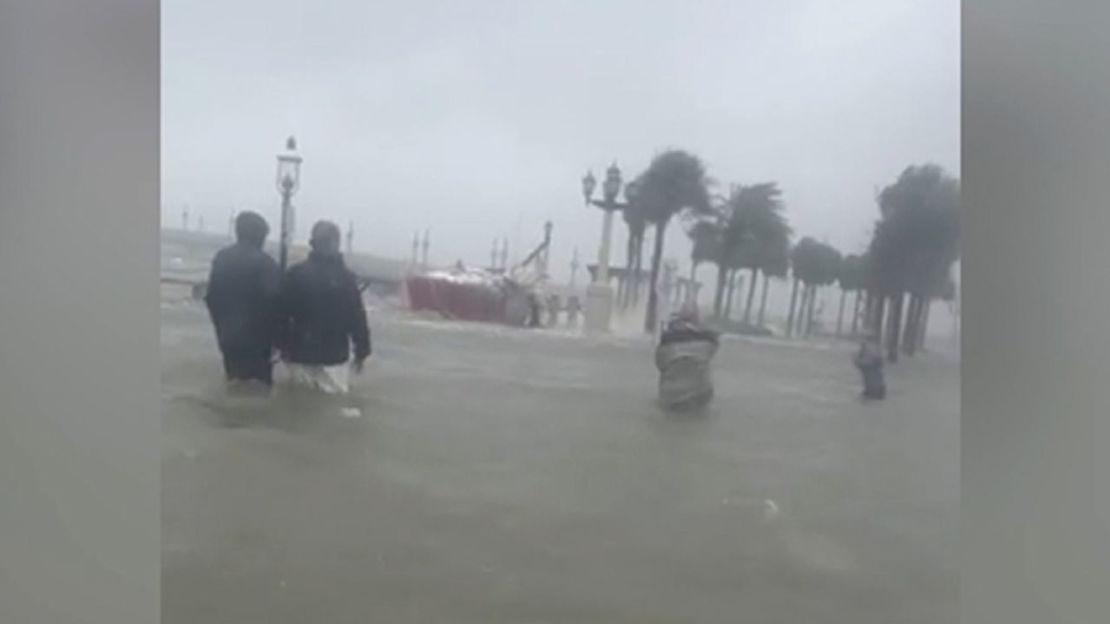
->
[421,229,430,269]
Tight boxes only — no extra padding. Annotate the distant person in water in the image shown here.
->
[546,294,561,327]
[278,220,371,395]
[565,295,581,328]
[854,336,886,400]
[527,292,543,328]
[655,304,719,412]
[204,211,282,388]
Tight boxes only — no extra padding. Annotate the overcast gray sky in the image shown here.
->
[162,0,959,283]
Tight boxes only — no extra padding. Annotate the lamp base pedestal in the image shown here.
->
[584,282,614,334]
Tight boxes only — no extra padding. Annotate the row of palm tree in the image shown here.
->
[784,237,843,337]
[863,164,960,361]
[609,150,959,354]
[684,183,792,324]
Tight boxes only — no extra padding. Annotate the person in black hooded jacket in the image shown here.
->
[204,211,282,386]
[278,220,371,394]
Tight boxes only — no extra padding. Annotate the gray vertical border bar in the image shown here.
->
[965,0,1110,622]
[0,1,160,622]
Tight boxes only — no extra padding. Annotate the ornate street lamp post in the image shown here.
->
[276,136,303,271]
[581,162,638,333]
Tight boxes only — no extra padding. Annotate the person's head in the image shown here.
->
[309,220,342,256]
[235,211,270,248]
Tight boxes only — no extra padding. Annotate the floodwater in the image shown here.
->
[162,292,958,624]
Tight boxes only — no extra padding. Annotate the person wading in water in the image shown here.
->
[204,211,282,390]
[655,304,720,412]
[854,335,887,400]
[277,220,371,395]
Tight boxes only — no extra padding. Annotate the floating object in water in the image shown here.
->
[340,407,362,419]
[763,499,781,521]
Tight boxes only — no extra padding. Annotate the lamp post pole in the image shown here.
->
[278,186,292,270]
[581,162,639,334]
[275,136,303,272]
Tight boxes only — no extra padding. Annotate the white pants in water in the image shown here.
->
[286,362,352,395]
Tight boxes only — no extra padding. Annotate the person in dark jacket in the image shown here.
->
[204,211,282,387]
[278,220,371,394]
[854,336,886,400]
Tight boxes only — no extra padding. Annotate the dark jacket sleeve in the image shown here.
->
[346,274,371,361]
[204,251,228,343]
[260,256,284,351]
[274,266,300,353]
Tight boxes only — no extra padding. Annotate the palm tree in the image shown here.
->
[637,150,713,333]
[683,212,732,318]
[722,183,790,326]
[821,243,844,335]
[758,244,789,328]
[787,238,821,338]
[620,182,648,309]
[686,217,721,309]
[851,253,874,336]
[836,254,865,337]
[868,164,960,361]
[805,242,842,337]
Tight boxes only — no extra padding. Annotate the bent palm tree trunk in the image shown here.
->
[743,267,759,324]
[903,295,921,356]
[876,295,886,343]
[887,292,904,362]
[851,290,862,336]
[806,285,818,337]
[644,224,667,333]
[632,235,645,307]
[786,277,800,337]
[917,297,931,351]
[757,273,770,327]
[796,285,810,336]
[713,263,729,318]
[836,289,847,337]
[723,270,736,320]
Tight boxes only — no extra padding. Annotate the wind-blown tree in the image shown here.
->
[836,253,866,337]
[787,237,822,338]
[921,274,957,350]
[757,240,789,328]
[854,253,877,336]
[704,191,750,320]
[867,164,960,361]
[619,174,648,309]
[723,182,791,325]
[637,150,714,332]
[803,242,842,336]
[686,217,723,310]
